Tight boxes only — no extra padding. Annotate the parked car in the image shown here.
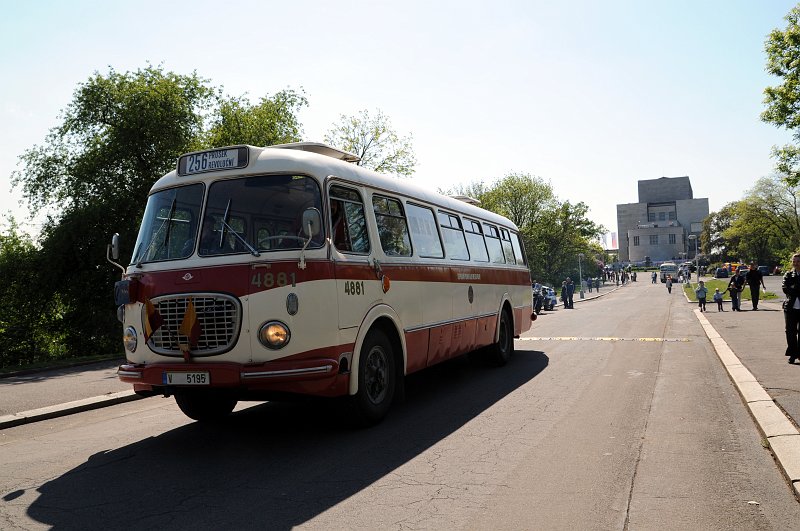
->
[543,286,558,311]
[758,265,770,276]
[715,267,729,278]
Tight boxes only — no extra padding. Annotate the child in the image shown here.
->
[695,280,708,312]
[712,287,726,311]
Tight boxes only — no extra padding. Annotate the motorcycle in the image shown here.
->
[533,287,544,314]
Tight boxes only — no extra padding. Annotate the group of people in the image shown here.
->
[705,261,766,312]
[664,261,768,313]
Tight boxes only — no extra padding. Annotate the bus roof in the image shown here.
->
[153,143,519,231]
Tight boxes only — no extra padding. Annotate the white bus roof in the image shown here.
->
[153,143,519,231]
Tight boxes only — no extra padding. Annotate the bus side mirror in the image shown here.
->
[302,208,321,237]
[111,233,120,260]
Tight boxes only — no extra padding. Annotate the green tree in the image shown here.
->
[702,202,738,263]
[204,89,308,147]
[10,65,310,360]
[763,5,800,186]
[720,177,800,265]
[0,221,64,368]
[324,109,416,177]
[446,174,603,286]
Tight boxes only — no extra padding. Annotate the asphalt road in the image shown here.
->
[2,276,800,529]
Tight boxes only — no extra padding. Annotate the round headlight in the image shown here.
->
[123,326,138,352]
[258,321,291,349]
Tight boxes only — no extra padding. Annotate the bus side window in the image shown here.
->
[407,203,444,258]
[500,228,516,265]
[464,218,489,262]
[330,185,370,254]
[483,223,505,264]
[511,230,527,266]
[372,195,412,256]
[438,211,470,261]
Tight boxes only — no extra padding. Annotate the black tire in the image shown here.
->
[351,329,396,426]
[488,309,514,366]
[175,391,237,422]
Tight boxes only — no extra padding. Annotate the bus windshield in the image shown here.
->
[131,184,204,264]
[199,174,324,256]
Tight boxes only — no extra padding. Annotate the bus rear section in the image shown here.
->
[112,143,533,424]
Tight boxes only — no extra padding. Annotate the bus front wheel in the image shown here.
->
[351,329,396,426]
[175,391,237,422]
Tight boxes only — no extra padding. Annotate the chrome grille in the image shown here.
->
[145,293,241,356]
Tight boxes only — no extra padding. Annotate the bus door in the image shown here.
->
[329,185,378,330]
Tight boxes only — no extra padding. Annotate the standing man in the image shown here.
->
[745,261,767,310]
[782,253,800,363]
[566,277,575,309]
[727,271,745,311]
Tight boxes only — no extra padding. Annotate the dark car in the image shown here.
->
[758,265,770,276]
[715,267,729,278]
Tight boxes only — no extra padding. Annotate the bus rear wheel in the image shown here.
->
[351,329,396,426]
[175,391,237,422]
[488,309,514,366]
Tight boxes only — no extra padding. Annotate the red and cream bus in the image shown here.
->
[110,142,534,424]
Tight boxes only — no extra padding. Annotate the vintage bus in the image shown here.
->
[659,262,678,283]
[110,142,534,424]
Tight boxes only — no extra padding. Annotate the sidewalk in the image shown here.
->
[0,359,142,429]
[694,296,800,496]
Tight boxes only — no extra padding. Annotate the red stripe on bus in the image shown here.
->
[132,260,530,300]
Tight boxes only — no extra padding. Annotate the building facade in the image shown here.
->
[616,176,708,264]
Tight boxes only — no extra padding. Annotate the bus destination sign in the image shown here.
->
[178,147,248,176]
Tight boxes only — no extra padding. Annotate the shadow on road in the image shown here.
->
[27,349,549,529]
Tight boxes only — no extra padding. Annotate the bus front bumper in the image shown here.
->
[118,357,349,397]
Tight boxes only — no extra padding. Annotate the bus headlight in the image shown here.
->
[123,326,138,352]
[259,321,291,349]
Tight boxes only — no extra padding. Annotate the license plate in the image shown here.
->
[163,371,210,385]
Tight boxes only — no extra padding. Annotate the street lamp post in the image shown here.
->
[688,235,698,278]
[578,253,585,299]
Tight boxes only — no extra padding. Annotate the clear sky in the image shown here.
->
[1,0,797,239]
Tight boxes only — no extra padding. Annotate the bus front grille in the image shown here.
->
[145,293,241,356]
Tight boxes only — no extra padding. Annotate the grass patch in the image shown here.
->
[682,278,778,302]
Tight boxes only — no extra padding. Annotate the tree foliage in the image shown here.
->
[448,173,604,286]
[204,89,307,148]
[703,176,800,267]
[5,66,310,366]
[762,6,800,186]
[324,109,416,177]
[0,222,64,368]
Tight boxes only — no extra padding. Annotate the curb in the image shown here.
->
[695,309,800,499]
[0,391,145,430]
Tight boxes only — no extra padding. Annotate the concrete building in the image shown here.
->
[616,176,708,264]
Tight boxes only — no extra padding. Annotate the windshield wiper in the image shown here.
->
[135,197,176,268]
[162,198,178,258]
[218,199,260,257]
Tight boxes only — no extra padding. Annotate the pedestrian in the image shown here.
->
[727,271,745,311]
[745,261,767,310]
[566,277,575,308]
[595,277,600,291]
[782,253,800,364]
[713,288,726,311]
[560,281,568,309]
[666,275,673,294]
[587,277,593,293]
[695,280,708,312]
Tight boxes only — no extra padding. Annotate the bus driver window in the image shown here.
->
[330,199,350,251]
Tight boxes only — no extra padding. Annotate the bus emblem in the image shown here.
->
[182,273,194,281]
